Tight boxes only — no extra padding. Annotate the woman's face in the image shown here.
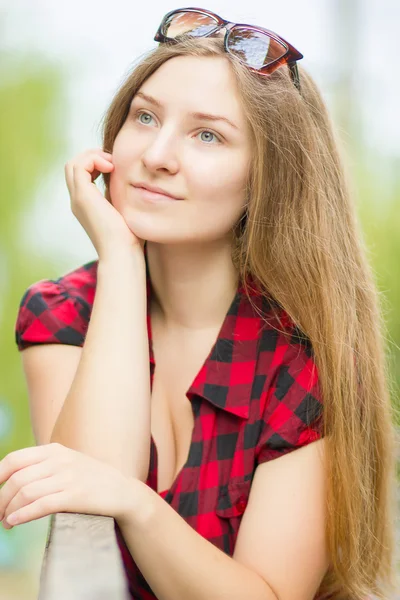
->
[109,54,252,245]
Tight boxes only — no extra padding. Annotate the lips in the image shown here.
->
[133,183,183,200]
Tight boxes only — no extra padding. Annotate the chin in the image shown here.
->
[122,213,161,241]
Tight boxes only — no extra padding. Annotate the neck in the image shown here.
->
[146,240,239,334]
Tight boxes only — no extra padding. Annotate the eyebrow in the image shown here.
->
[133,91,240,131]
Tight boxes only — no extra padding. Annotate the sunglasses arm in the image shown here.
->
[288,62,301,92]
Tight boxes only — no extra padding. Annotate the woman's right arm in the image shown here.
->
[49,251,151,481]
[20,149,151,481]
[21,251,151,482]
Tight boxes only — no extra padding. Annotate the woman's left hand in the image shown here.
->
[0,443,135,529]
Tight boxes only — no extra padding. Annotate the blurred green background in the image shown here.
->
[0,0,399,598]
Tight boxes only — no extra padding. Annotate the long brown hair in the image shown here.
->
[99,36,399,599]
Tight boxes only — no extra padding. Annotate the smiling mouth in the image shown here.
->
[132,185,182,202]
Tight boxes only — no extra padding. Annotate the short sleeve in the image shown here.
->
[15,279,90,351]
[255,337,324,465]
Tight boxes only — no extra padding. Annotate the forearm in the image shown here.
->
[51,250,151,480]
[118,481,277,600]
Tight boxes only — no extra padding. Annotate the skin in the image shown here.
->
[0,55,330,600]
[0,444,136,529]
[110,54,253,332]
[0,54,254,527]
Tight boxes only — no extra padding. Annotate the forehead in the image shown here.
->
[136,55,247,128]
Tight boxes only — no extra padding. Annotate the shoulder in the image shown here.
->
[253,302,324,463]
[255,298,317,378]
[15,260,98,351]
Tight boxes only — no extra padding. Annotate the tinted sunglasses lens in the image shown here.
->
[227,28,287,69]
[162,11,219,39]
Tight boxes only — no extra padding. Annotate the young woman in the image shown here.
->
[3,7,398,600]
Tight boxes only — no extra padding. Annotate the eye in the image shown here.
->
[135,110,222,144]
[196,130,222,144]
[135,110,155,126]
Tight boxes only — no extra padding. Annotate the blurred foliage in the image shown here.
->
[0,55,68,458]
[355,155,400,428]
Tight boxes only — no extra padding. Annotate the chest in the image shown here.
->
[150,326,218,494]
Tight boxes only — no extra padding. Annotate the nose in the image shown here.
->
[141,131,179,175]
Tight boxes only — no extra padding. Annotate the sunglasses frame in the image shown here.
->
[154,6,304,92]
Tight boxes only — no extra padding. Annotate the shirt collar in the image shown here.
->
[144,244,265,421]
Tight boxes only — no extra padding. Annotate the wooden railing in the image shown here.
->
[37,513,130,599]
[36,429,400,599]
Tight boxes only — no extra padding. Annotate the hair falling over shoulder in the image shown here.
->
[99,36,399,599]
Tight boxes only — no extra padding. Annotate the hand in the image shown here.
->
[65,148,145,259]
[0,443,136,529]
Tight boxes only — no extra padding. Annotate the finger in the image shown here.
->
[4,475,62,525]
[65,153,113,191]
[72,157,114,188]
[65,161,76,196]
[90,157,115,183]
[0,445,52,486]
[0,459,56,520]
[66,155,112,184]
[6,490,65,527]
[87,148,112,159]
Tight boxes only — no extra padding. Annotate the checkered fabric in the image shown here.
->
[15,245,324,600]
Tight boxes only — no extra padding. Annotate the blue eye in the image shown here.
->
[136,111,154,125]
[197,131,220,144]
[135,110,222,144]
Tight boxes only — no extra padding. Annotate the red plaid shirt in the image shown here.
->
[15,248,325,600]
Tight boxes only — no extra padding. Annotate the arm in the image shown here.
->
[118,439,329,600]
[49,251,151,480]
[21,344,82,447]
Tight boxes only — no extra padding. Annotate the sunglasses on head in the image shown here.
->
[154,7,303,93]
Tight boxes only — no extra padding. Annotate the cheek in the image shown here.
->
[189,155,249,209]
[189,176,248,234]
[190,149,249,191]
[108,134,140,209]
[108,168,127,215]
[111,129,144,169]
